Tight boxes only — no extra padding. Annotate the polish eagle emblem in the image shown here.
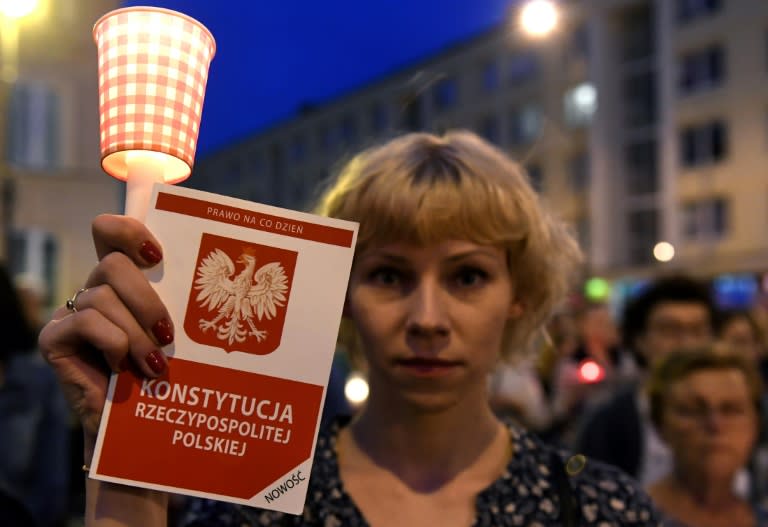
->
[193,246,289,345]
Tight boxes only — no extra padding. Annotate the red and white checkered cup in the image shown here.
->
[93,7,216,220]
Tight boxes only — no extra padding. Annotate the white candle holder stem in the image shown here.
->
[125,153,167,222]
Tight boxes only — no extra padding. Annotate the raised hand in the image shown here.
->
[39,214,174,451]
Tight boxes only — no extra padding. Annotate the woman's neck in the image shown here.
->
[660,469,742,510]
[345,385,506,492]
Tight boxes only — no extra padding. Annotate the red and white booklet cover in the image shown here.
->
[89,183,358,514]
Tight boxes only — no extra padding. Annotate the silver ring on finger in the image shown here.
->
[65,288,89,313]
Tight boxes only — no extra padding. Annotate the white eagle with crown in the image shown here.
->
[194,246,289,345]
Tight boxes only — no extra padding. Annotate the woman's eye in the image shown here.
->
[369,267,402,286]
[721,403,749,417]
[454,267,488,287]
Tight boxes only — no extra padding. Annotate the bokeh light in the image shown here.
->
[344,373,369,405]
[584,277,611,302]
[578,359,605,384]
[518,0,559,38]
[653,241,675,262]
[0,0,39,19]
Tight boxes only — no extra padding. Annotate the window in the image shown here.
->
[679,45,725,94]
[625,140,658,194]
[288,172,306,208]
[676,0,722,24]
[683,198,728,240]
[341,114,358,145]
[319,124,341,152]
[481,60,500,92]
[509,104,542,146]
[245,151,269,199]
[248,151,263,175]
[623,71,656,128]
[680,120,728,167]
[6,82,60,169]
[370,102,389,133]
[289,134,307,162]
[627,208,659,265]
[568,151,590,191]
[508,52,539,84]
[269,144,285,204]
[563,83,597,127]
[619,5,655,62]
[432,77,458,111]
[9,229,58,306]
[223,158,242,188]
[401,93,423,131]
[477,115,500,145]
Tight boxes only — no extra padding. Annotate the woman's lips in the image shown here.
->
[394,358,463,376]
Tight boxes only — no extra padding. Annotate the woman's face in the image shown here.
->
[721,317,761,362]
[346,240,521,411]
[661,368,757,481]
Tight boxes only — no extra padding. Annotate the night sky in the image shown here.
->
[121,0,513,157]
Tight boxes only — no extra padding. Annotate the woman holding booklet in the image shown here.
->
[39,130,659,526]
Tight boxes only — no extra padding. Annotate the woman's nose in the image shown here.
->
[405,279,449,336]
[702,409,727,432]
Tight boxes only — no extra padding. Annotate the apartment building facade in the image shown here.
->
[191,0,768,299]
[3,0,123,307]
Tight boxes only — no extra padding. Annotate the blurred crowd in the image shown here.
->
[487,274,768,525]
[0,265,72,527]
[4,268,768,526]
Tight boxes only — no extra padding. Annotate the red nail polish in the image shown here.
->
[145,351,167,375]
[152,318,174,346]
[139,241,162,265]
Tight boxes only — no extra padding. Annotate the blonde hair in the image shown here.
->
[314,130,583,362]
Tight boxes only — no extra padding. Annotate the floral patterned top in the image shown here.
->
[178,418,661,526]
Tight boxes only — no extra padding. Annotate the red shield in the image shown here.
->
[184,233,297,355]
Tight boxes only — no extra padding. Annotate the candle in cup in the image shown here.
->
[93,7,216,221]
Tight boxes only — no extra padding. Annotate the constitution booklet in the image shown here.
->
[89,183,358,515]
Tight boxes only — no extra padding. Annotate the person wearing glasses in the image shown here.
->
[574,276,717,484]
[647,349,767,527]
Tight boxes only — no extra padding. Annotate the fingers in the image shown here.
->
[92,214,163,266]
[84,251,174,375]
[39,309,128,436]
[70,285,169,377]
[41,214,173,438]
[42,308,128,369]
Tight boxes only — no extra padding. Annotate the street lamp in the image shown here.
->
[518,0,560,38]
[0,0,38,20]
[510,0,568,158]
[0,0,42,262]
[0,0,40,82]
